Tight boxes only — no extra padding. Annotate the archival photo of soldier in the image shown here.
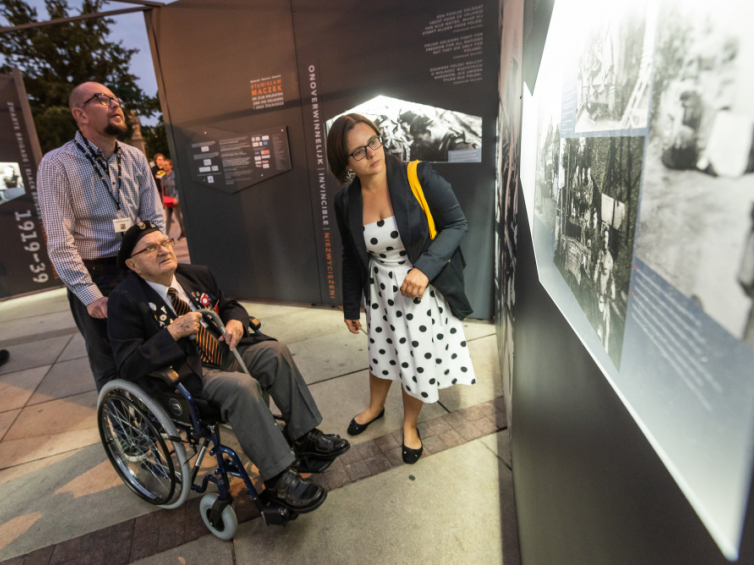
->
[553,136,644,368]
[635,0,754,345]
[327,95,482,163]
[0,162,26,205]
[574,2,655,134]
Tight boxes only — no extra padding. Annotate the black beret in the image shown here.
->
[118,220,162,270]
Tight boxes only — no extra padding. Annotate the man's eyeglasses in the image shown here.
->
[82,93,125,108]
[349,136,383,161]
[131,238,175,258]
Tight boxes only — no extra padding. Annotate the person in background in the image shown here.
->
[329,113,476,464]
[37,81,165,391]
[151,153,166,196]
[161,159,185,240]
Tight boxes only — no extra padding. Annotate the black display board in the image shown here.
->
[0,69,61,299]
[511,190,754,565]
[146,0,498,317]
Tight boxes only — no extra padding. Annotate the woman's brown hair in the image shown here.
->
[326,113,381,184]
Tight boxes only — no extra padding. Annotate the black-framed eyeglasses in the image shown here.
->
[131,238,175,258]
[349,136,383,161]
[82,93,125,108]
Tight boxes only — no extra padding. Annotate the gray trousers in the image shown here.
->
[201,341,322,479]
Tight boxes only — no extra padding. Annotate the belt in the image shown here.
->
[83,256,119,269]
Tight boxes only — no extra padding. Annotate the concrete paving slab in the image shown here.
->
[234,437,504,565]
[463,318,497,341]
[131,533,234,565]
[239,301,313,320]
[0,310,76,343]
[27,357,96,406]
[258,307,350,345]
[57,333,87,362]
[0,410,20,442]
[0,444,163,561]
[0,366,51,413]
[482,428,512,470]
[0,451,75,485]
[4,391,98,441]
[439,335,503,411]
[0,428,100,470]
[308,369,447,446]
[0,288,69,323]
[0,335,71,376]
[289,330,369,385]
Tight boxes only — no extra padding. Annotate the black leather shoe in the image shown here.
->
[402,431,423,465]
[265,468,327,513]
[0,350,8,368]
[294,428,350,459]
[347,408,385,436]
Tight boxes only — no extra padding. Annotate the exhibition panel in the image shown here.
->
[146,0,498,317]
[0,69,61,298]
[507,0,754,560]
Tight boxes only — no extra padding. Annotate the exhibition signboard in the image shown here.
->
[0,70,60,299]
[519,0,754,558]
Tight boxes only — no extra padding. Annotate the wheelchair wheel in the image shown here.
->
[98,380,192,510]
[200,493,238,540]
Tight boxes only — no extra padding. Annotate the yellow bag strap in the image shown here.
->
[407,160,437,240]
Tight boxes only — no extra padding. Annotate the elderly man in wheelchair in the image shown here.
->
[98,221,349,538]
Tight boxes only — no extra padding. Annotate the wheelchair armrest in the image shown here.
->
[148,367,181,387]
[249,317,261,331]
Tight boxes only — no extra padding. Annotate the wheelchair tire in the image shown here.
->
[200,493,238,540]
[98,380,192,510]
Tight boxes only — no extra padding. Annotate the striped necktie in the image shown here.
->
[167,287,226,366]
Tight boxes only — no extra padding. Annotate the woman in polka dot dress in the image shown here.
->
[329,114,476,464]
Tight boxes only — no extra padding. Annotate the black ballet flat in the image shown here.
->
[402,431,423,465]
[347,408,385,436]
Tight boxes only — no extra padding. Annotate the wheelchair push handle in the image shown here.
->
[196,308,251,376]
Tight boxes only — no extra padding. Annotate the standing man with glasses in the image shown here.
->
[38,82,165,391]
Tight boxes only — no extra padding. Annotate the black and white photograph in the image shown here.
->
[0,162,25,205]
[494,0,524,424]
[635,0,754,345]
[574,1,655,133]
[553,136,644,367]
[328,95,483,163]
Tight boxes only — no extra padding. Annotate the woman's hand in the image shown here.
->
[345,319,362,334]
[400,268,429,301]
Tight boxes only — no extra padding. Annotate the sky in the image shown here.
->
[1,0,168,125]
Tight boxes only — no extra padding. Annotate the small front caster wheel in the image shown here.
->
[200,493,238,540]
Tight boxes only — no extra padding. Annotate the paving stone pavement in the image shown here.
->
[0,285,515,564]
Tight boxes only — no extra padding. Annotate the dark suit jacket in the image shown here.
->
[107,263,273,397]
[334,154,473,321]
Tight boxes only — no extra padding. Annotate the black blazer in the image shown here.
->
[107,263,274,397]
[334,154,473,321]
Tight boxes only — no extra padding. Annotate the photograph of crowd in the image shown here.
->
[574,2,655,133]
[0,162,25,205]
[551,136,644,368]
[635,0,754,345]
[328,95,482,163]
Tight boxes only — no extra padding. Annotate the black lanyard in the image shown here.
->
[75,138,123,211]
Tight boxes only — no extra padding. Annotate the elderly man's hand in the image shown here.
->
[167,312,202,340]
[220,319,244,351]
[87,297,108,319]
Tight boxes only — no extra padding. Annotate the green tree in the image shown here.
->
[142,114,171,161]
[0,0,160,153]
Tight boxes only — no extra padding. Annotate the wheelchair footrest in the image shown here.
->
[256,491,299,526]
[293,456,333,474]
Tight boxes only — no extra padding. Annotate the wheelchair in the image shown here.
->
[97,309,316,540]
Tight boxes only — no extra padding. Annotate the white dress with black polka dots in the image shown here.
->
[364,216,476,402]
